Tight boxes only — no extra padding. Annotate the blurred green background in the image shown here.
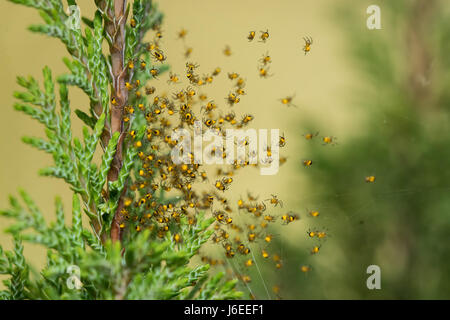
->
[1,0,449,299]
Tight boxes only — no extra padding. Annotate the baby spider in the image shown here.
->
[125,81,133,90]
[214,179,228,192]
[185,61,199,72]
[265,194,283,207]
[213,210,232,225]
[167,72,179,85]
[147,40,159,52]
[247,231,258,242]
[260,29,269,42]
[177,28,187,39]
[301,265,312,273]
[149,67,159,79]
[303,159,313,167]
[281,211,299,224]
[203,118,216,128]
[200,100,217,113]
[263,214,277,223]
[247,30,256,41]
[302,36,313,55]
[308,209,320,218]
[280,94,297,107]
[241,114,254,125]
[203,74,213,84]
[145,86,156,95]
[303,131,319,140]
[228,72,239,80]
[235,87,246,96]
[212,67,221,76]
[259,52,272,65]
[139,60,147,70]
[185,86,196,98]
[173,233,182,244]
[223,45,232,56]
[154,27,163,39]
[258,65,272,78]
[184,47,193,58]
[365,175,376,183]
[235,136,249,147]
[322,135,337,146]
[245,257,256,268]
[257,202,267,212]
[236,77,246,88]
[151,49,166,63]
[264,234,273,243]
[278,133,286,148]
[273,254,283,269]
[307,228,317,238]
[226,92,240,106]
[316,229,329,240]
[310,245,321,255]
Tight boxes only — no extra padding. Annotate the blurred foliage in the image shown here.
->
[264,0,450,299]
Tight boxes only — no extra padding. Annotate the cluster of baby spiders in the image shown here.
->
[116,17,328,299]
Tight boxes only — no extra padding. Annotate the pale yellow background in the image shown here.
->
[0,0,364,277]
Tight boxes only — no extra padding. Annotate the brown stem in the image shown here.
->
[110,184,128,243]
[99,0,129,242]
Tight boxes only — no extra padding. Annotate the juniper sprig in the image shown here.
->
[0,0,241,300]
